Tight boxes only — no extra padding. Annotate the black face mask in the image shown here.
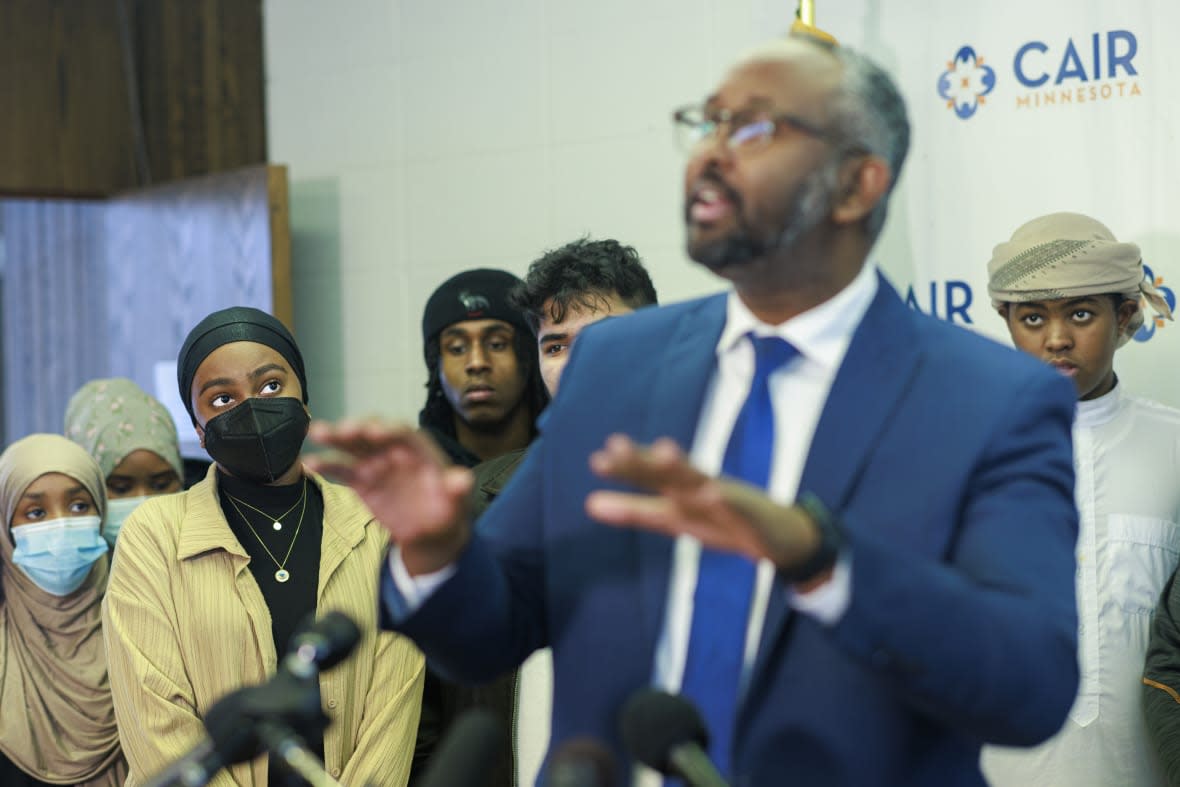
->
[203,397,310,484]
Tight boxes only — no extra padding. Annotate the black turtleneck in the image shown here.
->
[0,753,56,787]
[217,470,323,650]
[216,470,325,787]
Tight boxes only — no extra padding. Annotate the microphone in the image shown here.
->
[619,690,729,787]
[142,612,362,787]
[141,687,271,787]
[416,708,505,787]
[282,610,362,678]
[543,737,618,787]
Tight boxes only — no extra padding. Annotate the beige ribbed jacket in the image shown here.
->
[101,467,424,787]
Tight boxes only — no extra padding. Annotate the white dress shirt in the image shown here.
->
[982,383,1180,787]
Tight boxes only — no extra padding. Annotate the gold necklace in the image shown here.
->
[225,480,306,531]
[226,482,309,583]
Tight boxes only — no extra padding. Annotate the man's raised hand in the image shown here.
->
[306,418,474,575]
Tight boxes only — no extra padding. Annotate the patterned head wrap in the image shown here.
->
[64,377,183,481]
[987,212,1172,347]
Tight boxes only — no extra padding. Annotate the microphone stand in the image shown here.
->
[255,721,345,787]
[144,612,366,787]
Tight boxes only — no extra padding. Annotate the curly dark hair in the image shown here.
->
[509,238,658,335]
[418,326,548,439]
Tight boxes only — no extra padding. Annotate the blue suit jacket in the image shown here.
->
[387,275,1080,786]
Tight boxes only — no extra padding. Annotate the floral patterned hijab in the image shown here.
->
[64,377,183,480]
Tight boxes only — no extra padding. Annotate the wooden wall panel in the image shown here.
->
[0,0,266,197]
[133,0,267,183]
[268,165,293,327]
[0,0,138,196]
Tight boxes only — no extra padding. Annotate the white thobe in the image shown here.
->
[983,383,1180,787]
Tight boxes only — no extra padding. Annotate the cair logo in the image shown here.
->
[1133,265,1175,343]
[937,47,996,119]
[1014,30,1141,109]
[938,29,1142,118]
[904,280,975,324]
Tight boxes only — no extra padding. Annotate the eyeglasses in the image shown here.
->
[671,104,835,153]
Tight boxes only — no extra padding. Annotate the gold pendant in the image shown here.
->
[275,569,290,583]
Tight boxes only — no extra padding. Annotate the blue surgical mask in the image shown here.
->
[11,515,108,596]
[103,496,148,547]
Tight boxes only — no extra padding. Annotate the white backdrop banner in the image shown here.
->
[786,1,1180,406]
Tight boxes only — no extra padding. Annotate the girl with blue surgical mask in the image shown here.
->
[64,378,184,547]
[0,433,126,787]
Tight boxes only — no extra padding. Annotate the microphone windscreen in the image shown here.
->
[203,688,265,765]
[618,689,710,773]
[417,708,505,787]
[543,737,618,787]
[287,610,361,670]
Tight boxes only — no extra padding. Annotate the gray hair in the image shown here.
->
[825,46,911,238]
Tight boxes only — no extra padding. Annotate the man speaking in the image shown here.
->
[309,36,1079,786]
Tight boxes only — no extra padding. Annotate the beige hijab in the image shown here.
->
[987,212,1173,347]
[64,377,183,481]
[0,434,125,786]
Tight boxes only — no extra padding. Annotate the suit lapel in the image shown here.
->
[634,294,729,650]
[747,275,924,697]
[798,276,921,517]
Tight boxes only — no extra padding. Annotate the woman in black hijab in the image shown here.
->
[102,307,424,787]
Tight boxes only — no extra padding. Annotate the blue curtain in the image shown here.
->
[1,166,279,445]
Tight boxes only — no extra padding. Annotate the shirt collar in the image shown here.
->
[717,261,880,370]
[1076,377,1123,429]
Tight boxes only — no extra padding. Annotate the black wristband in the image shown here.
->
[779,492,843,584]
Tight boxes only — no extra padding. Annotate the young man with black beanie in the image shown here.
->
[418,269,547,468]
[413,251,655,787]
[413,270,546,786]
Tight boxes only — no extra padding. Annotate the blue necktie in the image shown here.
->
[679,334,797,781]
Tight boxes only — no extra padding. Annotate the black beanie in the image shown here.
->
[177,306,309,419]
[421,269,529,359]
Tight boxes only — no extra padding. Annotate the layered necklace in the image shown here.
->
[225,479,308,583]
